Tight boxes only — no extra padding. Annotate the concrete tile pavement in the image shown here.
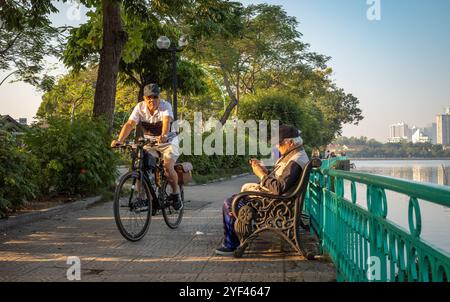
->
[0,176,336,282]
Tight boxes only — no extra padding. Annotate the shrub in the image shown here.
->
[238,91,327,150]
[0,131,41,217]
[24,117,118,195]
[178,127,252,179]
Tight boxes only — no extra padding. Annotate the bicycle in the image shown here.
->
[113,138,184,242]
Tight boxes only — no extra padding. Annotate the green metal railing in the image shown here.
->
[305,157,450,282]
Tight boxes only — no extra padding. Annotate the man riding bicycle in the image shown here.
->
[111,83,182,210]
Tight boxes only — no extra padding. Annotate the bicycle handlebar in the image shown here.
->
[112,138,159,150]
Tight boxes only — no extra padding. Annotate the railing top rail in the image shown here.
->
[322,168,450,208]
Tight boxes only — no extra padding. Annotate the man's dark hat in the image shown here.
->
[144,83,160,97]
[279,124,300,141]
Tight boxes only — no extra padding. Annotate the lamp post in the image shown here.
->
[156,35,188,121]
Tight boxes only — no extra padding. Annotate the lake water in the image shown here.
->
[345,160,450,254]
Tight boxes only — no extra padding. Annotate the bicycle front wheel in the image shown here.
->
[161,181,184,229]
[114,172,152,241]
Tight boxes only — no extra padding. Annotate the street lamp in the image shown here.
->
[156,35,188,121]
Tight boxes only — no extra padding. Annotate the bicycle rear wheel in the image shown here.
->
[161,181,184,229]
[114,172,152,241]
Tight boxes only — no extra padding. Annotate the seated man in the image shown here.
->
[111,83,182,210]
[215,124,309,256]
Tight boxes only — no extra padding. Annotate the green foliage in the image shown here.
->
[37,67,140,135]
[24,117,118,195]
[0,131,40,218]
[37,69,97,120]
[178,128,251,178]
[59,0,363,142]
[238,91,329,148]
[311,87,363,138]
[0,0,62,90]
[63,1,212,102]
[335,136,369,146]
[189,4,330,106]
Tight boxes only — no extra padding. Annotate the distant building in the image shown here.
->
[0,115,28,136]
[437,109,450,146]
[389,122,411,143]
[412,129,431,144]
[17,118,27,125]
[423,123,437,145]
[409,126,417,141]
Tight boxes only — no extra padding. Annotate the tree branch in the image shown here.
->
[0,70,18,86]
[124,70,142,87]
[219,63,238,125]
[0,31,22,56]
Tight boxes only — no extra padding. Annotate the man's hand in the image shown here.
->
[251,160,268,180]
[111,139,122,148]
[250,159,268,173]
[157,135,168,144]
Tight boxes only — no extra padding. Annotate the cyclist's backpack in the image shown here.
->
[175,162,193,185]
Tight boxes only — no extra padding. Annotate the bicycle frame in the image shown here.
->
[128,142,165,208]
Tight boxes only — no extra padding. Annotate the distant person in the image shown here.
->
[325,150,331,159]
[312,148,320,158]
[215,125,309,256]
[330,152,337,158]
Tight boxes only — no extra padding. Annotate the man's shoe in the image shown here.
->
[170,193,183,211]
[215,246,236,256]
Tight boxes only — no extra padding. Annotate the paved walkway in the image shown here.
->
[0,176,335,282]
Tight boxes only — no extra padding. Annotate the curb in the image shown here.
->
[0,195,103,233]
[190,173,251,186]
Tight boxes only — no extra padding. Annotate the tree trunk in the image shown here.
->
[219,65,238,125]
[135,83,144,140]
[70,101,76,124]
[138,83,144,103]
[93,0,127,130]
[236,67,240,116]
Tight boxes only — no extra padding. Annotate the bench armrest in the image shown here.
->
[231,190,293,219]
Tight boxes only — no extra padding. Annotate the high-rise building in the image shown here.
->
[437,109,450,146]
[389,122,411,143]
[423,123,437,145]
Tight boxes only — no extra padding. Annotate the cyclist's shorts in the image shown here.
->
[144,135,180,163]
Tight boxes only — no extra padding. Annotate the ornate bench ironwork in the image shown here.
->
[231,158,322,258]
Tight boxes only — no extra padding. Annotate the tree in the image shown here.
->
[190,4,330,124]
[63,0,152,128]
[37,69,97,121]
[311,87,363,142]
[238,91,327,149]
[0,0,61,90]
[63,0,239,129]
[37,67,140,130]
[91,0,128,130]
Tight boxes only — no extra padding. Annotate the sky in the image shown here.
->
[1,0,449,142]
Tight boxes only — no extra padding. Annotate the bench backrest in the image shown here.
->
[282,157,322,199]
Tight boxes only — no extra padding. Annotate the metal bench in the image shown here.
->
[231,158,322,258]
